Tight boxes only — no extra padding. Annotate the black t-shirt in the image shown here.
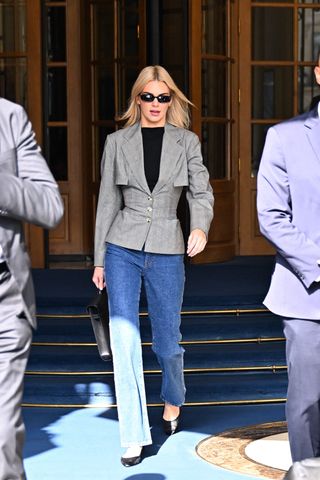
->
[141,127,164,192]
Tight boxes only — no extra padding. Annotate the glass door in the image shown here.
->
[189,0,238,262]
[239,0,320,254]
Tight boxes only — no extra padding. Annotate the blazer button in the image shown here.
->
[146,218,151,223]
[147,207,152,212]
[148,196,152,201]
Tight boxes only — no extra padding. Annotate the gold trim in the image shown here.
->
[25,365,287,376]
[32,342,98,347]
[179,337,285,345]
[36,307,269,319]
[21,398,287,409]
[31,337,285,347]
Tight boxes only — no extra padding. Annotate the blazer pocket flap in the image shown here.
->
[173,166,189,187]
[0,148,17,174]
[115,160,129,185]
[115,171,129,185]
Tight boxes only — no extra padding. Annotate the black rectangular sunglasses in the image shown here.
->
[139,92,171,103]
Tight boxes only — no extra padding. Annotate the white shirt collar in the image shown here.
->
[318,101,320,118]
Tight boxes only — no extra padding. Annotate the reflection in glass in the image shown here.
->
[119,1,139,58]
[202,122,226,179]
[93,65,115,121]
[201,0,226,55]
[92,2,114,62]
[47,7,66,62]
[252,124,273,177]
[48,127,68,181]
[161,0,187,92]
[252,66,294,119]
[252,8,293,61]
[298,8,320,62]
[0,58,26,106]
[0,4,26,52]
[202,60,226,117]
[48,68,67,121]
[117,64,139,115]
[298,66,320,113]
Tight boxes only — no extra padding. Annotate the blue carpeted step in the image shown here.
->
[33,257,275,314]
[27,259,283,412]
[33,312,283,344]
[23,371,287,406]
[26,341,286,373]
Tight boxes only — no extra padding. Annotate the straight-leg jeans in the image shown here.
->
[104,242,186,447]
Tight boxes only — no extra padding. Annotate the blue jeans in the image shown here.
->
[104,242,186,447]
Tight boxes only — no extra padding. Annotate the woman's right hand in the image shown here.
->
[92,266,105,290]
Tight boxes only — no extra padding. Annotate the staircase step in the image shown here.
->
[33,312,283,344]
[33,257,274,315]
[26,341,286,374]
[23,371,287,406]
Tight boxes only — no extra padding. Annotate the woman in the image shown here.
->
[92,65,213,467]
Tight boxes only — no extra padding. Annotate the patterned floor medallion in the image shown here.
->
[196,421,288,479]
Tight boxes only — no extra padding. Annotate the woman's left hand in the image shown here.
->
[187,229,207,257]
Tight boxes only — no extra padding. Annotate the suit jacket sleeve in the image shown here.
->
[94,135,122,266]
[0,105,63,228]
[257,126,320,288]
[186,133,214,237]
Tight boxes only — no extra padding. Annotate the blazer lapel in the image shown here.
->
[152,123,184,194]
[305,106,320,164]
[121,123,151,195]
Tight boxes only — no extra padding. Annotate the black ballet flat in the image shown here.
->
[120,454,142,467]
[162,414,180,435]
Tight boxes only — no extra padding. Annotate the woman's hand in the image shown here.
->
[187,229,207,257]
[92,266,105,290]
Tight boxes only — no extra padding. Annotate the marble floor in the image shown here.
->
[246,432,291,472]
[197,420,291,479]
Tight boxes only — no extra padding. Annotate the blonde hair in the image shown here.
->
[120,65,193,129]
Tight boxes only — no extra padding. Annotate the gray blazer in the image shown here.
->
[0,98,64,328]
[94,122,214,266]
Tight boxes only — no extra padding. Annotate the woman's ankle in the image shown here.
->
[163,402,180,421]
[122,446,143,459]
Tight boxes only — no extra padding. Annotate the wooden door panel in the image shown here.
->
[189,0,237,263]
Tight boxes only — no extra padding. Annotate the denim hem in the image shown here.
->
[121,439,153,448]
[160,395,185,407]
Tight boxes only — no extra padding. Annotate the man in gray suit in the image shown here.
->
[257,63,320,463]
[0,98,63,479]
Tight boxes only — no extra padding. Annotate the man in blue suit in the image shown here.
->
[257,61,320,462]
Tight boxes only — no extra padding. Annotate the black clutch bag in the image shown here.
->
[86,288,112,361]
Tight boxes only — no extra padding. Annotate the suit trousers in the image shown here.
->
[105,242,186,447]
[0,267,32,480]
[283,318,320,462]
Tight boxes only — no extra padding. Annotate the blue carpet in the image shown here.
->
[27,341,286,373]
[23,403,285,480]
[32,256,275,313]
[23,256,287,479]
[33,312,283,343]
[23,371,287,405]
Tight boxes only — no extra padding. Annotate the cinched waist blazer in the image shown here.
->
[94,122,214,266]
